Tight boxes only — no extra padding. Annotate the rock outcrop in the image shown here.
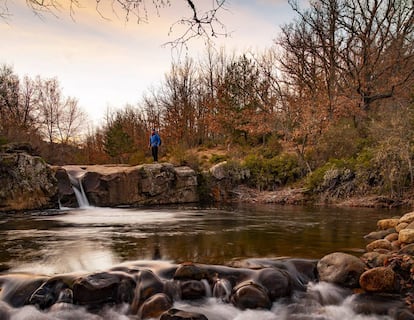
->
[59,163,198,207]
[0,144,199,211]
[0,144,58,212]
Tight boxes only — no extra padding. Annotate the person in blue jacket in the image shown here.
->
[149,128,161,162]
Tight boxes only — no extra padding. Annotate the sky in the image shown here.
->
[1,0,303,126]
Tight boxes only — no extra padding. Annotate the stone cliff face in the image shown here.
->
[0,146,58,212]
[0,146,199,211]
[59,163,199,207]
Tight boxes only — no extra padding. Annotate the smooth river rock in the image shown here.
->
[317,252,366,288]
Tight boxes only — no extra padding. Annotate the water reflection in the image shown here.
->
[0,204,400,273]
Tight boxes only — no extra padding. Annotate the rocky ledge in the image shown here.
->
[0,144,199,211]
[57,163,198,208]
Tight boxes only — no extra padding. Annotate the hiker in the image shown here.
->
[149,128,161,162]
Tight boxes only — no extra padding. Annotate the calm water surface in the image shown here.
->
[0,204,401,274]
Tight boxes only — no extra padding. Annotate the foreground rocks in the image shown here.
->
[359,212,414,309]
[0,255,412,320]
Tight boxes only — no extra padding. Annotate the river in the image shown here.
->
[0,204,404,319]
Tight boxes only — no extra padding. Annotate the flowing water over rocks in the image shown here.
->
[0,205,412,319]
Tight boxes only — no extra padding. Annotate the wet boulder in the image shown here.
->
[256,268,291,300]
[317,252,366,288]
[73,271,135,306]
[359,267,396,292]
[139,293,172,319]
[0,274,47,307]
[131,269,165,314]
[160,308,208,320]
[173,263,209,281]
[29,277,70,309]
[230,280,272,310]
[180,280,208,300]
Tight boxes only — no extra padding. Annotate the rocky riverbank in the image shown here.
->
[1,144,411,212]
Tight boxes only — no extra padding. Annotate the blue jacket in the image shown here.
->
[149,132,161,147]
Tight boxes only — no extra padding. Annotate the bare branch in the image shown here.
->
[2,0,228,47]
[163,0,228,50]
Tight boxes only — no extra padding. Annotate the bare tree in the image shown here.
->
[56,97,85,144]
[285,0,414,114]
[36,77,85,144]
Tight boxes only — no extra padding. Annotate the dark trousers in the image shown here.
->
[151,146,158,162]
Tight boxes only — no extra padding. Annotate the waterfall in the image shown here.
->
[72,180,90,208]
[65,167,90,208]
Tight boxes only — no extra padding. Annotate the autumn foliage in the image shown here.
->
[1,0,413,199]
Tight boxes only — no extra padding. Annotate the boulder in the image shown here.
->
[364,229,395,240]
[0,151,58,211]
[139,293,172,319]
[366,239,392,252]
[131,269,165,314]
[0,274,48,307]
[230,280,272,310]
[72,271,135,305]
[206,161,250,202]
[396,223,409,232]
[54,167,77,207]
[160,308,208,320]
[399,212,414,224]
[360,252,388,268]
[385,233,399,242]
[256,268,291,300]
[317,252,366,288]
[180,280,207,300]
[399,229,414,244]
[359,267,396,292]
[173,263,209,281]
[29,277,71,309]
[377,219,400,230]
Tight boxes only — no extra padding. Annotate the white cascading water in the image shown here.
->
[65,167,90,208]
[72,178,90,208]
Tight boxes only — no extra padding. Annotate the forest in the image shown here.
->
[1,0,413,203]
